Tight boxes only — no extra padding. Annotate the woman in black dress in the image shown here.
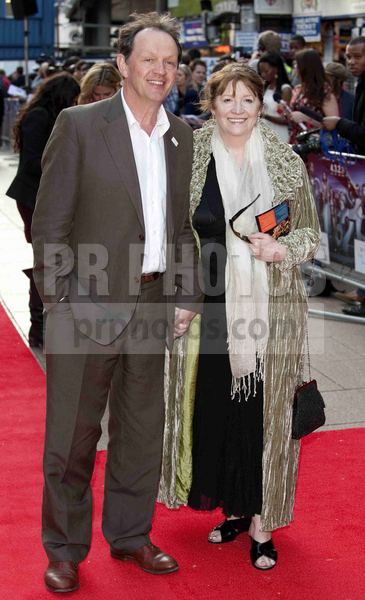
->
[168,63,320,570]
[6,73,80,347]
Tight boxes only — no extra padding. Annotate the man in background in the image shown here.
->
[288,34,306,86]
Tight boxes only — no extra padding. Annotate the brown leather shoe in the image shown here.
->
[44,561,79,593]
[111,542,179,575]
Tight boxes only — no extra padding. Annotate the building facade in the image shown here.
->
[0,0,54,61]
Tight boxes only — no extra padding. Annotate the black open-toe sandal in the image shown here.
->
[250,538,277,570]
[208,517,251,544]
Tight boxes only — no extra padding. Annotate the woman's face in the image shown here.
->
[212,80,261,141]
[92,84,117,102]
[192,64,206,85]
[258,62,277,84]
[176,69,187,87]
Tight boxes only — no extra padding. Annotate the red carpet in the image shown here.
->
[1,302,364,600]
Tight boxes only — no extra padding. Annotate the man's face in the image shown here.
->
[346,42,365,78]
[289,40,303,59]
[117,28,178,109]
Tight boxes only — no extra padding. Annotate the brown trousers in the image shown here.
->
[42,276,167,562]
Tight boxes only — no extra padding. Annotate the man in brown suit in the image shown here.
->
[32,13,202,593]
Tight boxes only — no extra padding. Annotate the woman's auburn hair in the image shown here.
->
[200,63,264,113]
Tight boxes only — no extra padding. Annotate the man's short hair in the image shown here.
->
[258,30,281,53]
[290,34,306,48]
[348,36,365,47]
[117,12,182,63]
[187,48,201,61]
[190,59,206,72]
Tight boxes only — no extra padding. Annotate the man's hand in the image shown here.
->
[174,307,197,339]
[248,232,288,263]
[322,116,341,131]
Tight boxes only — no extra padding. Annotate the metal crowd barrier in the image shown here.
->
[1,97,21,147]
[304,149,365,324]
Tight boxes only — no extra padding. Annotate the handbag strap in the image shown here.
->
[304,319,312,381]
[302,260,314,382]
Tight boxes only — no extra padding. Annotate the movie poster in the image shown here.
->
[306,152,365,270]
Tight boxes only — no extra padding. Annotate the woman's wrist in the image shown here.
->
[274,241,288,262]
[271,241,288,262]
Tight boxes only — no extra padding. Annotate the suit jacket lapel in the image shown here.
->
[101,93,145,230]
[164,118,179,242]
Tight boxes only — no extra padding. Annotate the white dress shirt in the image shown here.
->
[121,89,170,274]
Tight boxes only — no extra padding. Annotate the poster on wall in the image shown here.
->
[235,31,258,53]
[181,19,207,48]
[354,240,365,274]
[321,0,365,17]
[254,0,293,14]
[307,152,365,270]
[293,0,320,14]
[293,0,365,17]
[316,232,330,264]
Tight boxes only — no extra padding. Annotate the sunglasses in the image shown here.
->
[229,194,261,243]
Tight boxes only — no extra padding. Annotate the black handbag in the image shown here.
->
[292,326,326,439]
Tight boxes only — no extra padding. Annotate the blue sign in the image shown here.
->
[279,32,292,54]
[292,16,321,42]
[235,31,258,53]
[182,19,207,48]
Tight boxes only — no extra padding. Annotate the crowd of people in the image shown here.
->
[5,28,365,328]
[0,30,359,145]
[2,12,365,593]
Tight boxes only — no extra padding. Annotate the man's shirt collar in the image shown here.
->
[121,88,170,138]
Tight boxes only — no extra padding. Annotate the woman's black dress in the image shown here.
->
[188,156,263,517]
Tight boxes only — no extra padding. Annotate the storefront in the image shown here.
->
[293,0,365,61]
[176,0,365,59]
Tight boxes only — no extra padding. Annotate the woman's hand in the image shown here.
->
[248,232,288,263]
[174,307,197,339]
[289,110,307,123]
[290,110,322,128]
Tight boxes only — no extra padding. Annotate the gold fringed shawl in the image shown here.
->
[158,119,320,531]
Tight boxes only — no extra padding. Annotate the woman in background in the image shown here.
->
[324,62,354,120]
[6,73,80,348]
[289,49,339,143]
[175,64,201,117]
[258,52,292,142]
[78,62,121,105]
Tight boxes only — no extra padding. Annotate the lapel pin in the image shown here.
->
[171,137,179,147]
